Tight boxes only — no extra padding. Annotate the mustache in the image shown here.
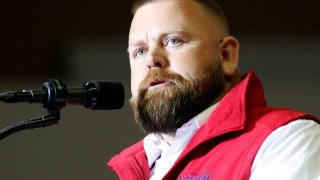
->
[138,70,186,90]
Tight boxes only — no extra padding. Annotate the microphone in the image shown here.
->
[0,79,125,110]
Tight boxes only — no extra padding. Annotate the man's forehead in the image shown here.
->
[130,3,192,34]
[128,0,225,48]
[130,0,209,32]
[131,0,219,31]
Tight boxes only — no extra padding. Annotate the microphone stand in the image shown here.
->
[0,79,68,140]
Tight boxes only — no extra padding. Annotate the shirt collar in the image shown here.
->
[194,102,219,127]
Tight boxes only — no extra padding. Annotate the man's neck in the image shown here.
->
[160,132,176,145]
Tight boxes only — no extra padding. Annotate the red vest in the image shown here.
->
[108,72,319,180]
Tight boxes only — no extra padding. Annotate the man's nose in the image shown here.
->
[145,46,168,69]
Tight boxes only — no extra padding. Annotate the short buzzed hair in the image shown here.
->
[131,0,229,33]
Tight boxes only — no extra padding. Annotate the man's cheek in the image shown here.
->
[131,74,144,96]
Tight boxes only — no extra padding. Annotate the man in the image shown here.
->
[108,0,320,179]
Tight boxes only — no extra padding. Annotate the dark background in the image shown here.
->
[0,1,319,179]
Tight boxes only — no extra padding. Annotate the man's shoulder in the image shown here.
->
[107,139,145,168]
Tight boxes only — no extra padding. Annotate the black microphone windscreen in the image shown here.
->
[85,81,125,110]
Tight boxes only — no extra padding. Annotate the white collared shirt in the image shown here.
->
[144,104,320,180]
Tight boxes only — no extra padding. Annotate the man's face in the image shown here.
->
[128,0,227,133]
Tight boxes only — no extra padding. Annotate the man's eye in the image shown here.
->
[135,49,147,57]
[166,38,182,46]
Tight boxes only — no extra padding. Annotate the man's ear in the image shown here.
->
[219,36,240,78]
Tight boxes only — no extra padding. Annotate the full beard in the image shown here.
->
[130,63,225,134]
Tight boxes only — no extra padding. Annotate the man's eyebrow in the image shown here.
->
[127,41,145,53]
[161,30,188,37]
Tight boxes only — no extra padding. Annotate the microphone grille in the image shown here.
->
[84,81,125,110]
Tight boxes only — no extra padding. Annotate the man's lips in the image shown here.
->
[147,79,172,89]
